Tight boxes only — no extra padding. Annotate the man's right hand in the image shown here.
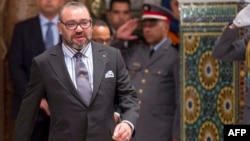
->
[233,4,250,27]
[115,18,139,41]
[112,122,132,141]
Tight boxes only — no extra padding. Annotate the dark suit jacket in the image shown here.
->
[8,16,48,120]
[13,42,140,141]
[119,38,180,141]
[212,25,250,124]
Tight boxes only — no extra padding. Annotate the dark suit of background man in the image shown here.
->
[13,1,140,141]
[92,18,121,123]
[8,0,65,141]
[113,3,180,141]
[212,4,250,124]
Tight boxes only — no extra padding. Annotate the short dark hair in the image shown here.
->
[59,1,90,21]
[108,0,131,11]
[92,19,108,27]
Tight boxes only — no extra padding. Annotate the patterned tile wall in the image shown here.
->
[179,2,247,141]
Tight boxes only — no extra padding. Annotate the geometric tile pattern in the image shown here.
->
[180,2,246,141]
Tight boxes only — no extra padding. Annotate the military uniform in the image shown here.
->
[118,3,180,141]
[123,38,180,141]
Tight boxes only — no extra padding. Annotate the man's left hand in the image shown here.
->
[112,122,132,141]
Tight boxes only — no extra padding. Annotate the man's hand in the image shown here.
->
[115,18,139,41]
[233,5,250,27]
[40,98,50,116]
[112,122,132,141]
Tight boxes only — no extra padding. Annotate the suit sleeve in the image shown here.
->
[13,58,45,141]
[115,49,140,128]
[212,24,248,61]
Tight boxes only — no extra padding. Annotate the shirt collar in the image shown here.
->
[151,37,168,51]
[39,13,59,26]
[62,42,92,58]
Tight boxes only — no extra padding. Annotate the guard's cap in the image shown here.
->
[142,3,175,22]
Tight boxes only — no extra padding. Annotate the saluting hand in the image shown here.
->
[115,18,139,41]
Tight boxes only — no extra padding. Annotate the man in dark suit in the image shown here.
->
[92,19,122,124]
[212,4,250,124]
[13,1,140,141]
[8,0,65,140]
[113,3,180,141]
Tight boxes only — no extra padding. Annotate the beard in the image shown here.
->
[63,31,92,50]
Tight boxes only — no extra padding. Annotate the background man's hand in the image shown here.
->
[115,18,139,41]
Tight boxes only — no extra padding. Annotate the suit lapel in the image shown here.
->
[32,16,46,52]
[91,42,107,103]
[47,45,86,105]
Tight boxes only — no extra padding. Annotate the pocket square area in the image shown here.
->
[105,70,114,78]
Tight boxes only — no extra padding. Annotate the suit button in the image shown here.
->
[141,79,146,84]
[144,69,149,74]
[138,89,143,94]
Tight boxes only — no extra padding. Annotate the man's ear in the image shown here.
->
[164,21,170,30]
[57,21,62,34]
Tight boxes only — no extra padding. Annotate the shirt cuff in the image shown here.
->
[114,112,121,122]
[121,120,134,131]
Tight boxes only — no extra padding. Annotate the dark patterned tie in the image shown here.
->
[45,22,54,48]
[75,52,92,106]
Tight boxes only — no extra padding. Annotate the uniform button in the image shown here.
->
[144,69,149,74]
[138,89,143,94]
[157,70,162,75]
[80,74,84,77]
[138,100,142,104]
[141,79,146,84]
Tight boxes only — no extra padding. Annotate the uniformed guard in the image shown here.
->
[120,3,180,141]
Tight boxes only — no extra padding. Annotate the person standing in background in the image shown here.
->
[162,0,180,48]
[113,3,180,141]
[92,19,111,45]
[13,1,140,141]
[107,0,145,61]
[212,4,250,124]
[92,18,121,124]
[8,0,65,140]
[106,0,131,37]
